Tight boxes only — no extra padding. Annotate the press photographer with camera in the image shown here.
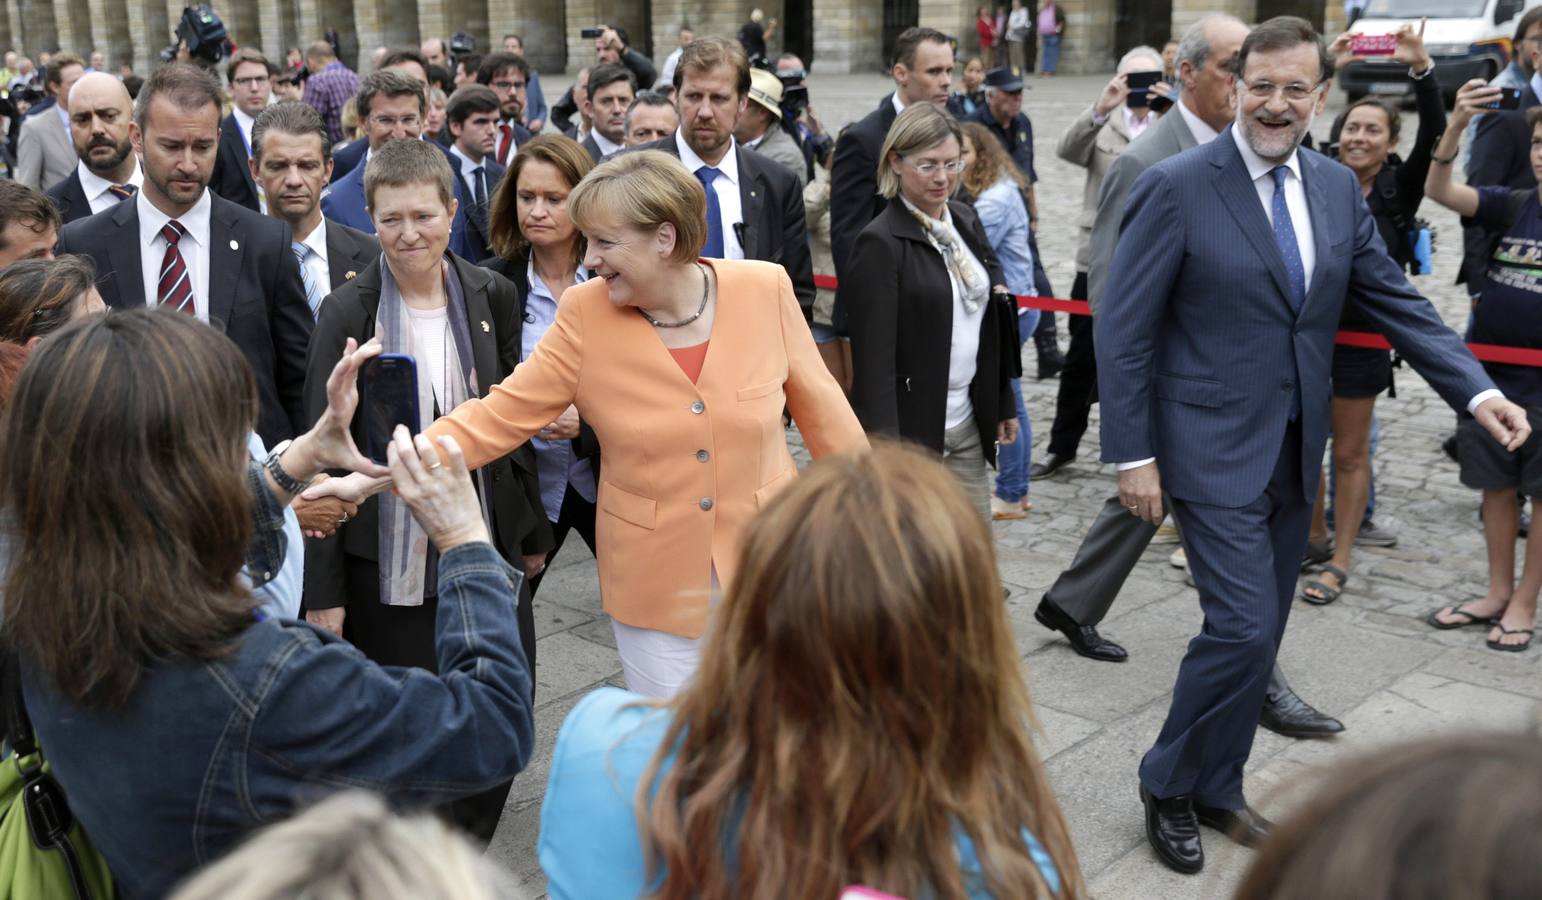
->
[774,53,832,171]
[733,69,806,187]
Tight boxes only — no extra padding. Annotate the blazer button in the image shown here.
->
[699,498,713,510]
[691,400,705,414]
[696,449,710,462]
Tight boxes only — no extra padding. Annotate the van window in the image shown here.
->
[1363,0,1487,16]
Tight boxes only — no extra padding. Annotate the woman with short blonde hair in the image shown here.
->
[321,149,869,697]
[840,104,1021,519]
[539,443,1084,898]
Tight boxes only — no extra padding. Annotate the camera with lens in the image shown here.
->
[450,31,475,57]
[159,5,230,67]
[580,26,605,39]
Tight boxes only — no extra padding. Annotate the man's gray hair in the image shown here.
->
[1117,45,1164,74]
[1175,14,1246,76]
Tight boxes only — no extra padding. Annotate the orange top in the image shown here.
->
[425,259,869,638]
[667,341,709,384]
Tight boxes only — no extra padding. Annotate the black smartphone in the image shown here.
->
[361,354,420,465]
[580,26,604,39]
[1126,70,1162,108]
[1486,87,1524,110]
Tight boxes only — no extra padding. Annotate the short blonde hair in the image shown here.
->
[567,150,706,265]
[876,104,962,199]
[168,791,520,900]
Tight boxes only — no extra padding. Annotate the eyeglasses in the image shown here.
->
[370,114,421,128]
[905,157,966,176]
[1241,79,1322,102]
[491,80,526,91]
[232,76,269,87]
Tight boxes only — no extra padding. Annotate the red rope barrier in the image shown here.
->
[810,275,1542,368]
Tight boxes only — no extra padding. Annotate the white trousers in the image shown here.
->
[611,619,703,698]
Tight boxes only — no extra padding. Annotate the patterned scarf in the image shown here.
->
[902,196,989,314]
[375,258,492,607]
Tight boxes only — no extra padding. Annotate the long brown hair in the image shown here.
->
[1235,733,1542,900]
[1,310,260,710]
[0,254,97,343]
[960,121,1026,199]
[635,442,1084,899]
[487,134,594,268]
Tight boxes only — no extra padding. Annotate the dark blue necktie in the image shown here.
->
[1270,166,1305,421]
[1270,166,1306,313]
[695,165,724,258]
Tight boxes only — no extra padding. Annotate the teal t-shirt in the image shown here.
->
[538,687,1061,899]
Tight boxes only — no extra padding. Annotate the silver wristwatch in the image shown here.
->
[264,439,313,494]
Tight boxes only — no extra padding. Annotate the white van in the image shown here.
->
[1339,0,1538,103]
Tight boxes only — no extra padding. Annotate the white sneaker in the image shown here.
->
[1169,547,1187,569]
[991,496,1027,520]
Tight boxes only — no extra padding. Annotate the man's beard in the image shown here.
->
[82,138,133,175]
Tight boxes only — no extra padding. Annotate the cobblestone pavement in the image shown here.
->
[489,73,1542,898]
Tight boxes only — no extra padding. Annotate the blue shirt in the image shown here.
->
[539,687,1060,899]
[525,70,548,128]
[524,261,597,519]
[973,177,1035,297]
[244,433,304,620]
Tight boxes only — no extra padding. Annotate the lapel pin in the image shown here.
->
[345,270,357,280]
[481,320,490,332]
[229,239,239,250]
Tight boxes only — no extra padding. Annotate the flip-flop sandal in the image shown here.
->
[1300,541,1332,571]
[1426,605,1496,630]
[1486,625,1534,653]
[1301,564,1348,606]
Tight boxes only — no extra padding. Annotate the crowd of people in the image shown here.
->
[0,7,1539,899]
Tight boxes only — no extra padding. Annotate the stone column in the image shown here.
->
[352,0,416,71]
[130,0,170,73]
[20,0,58,52]
[1172,0,1254,38]
[811,0,882,73]
[488,0,564,73]
[1061,0,1117,74]
[88,0,132,73]
[54,0,92,56]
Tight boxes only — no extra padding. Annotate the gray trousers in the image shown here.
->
[943,420,991,521]
[1043,492,1295,698]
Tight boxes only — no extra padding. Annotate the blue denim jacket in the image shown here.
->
[22,539,533,900]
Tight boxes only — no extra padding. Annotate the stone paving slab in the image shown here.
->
[485,72,1542,898]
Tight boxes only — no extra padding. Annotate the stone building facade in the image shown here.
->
[0,0,1339,78]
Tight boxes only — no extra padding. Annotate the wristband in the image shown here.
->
[1430,150,1458,166]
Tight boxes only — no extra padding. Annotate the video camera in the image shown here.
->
[159,5,230,66]
[450,31,475,58]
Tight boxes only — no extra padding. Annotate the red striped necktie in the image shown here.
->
[497,123,513,166]
[157,221,196,315]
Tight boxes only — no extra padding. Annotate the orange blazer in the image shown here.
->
[425,258,869,638]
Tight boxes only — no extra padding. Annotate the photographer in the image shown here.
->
[774,55,831,177]
[734,69,806,186]
[550,26,654,135]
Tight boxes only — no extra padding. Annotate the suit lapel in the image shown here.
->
[1210,137,1296,315]
[453,258,501,391]
[1300,154,1335,308]
[207,198,245,330]
[736,146,764,259]
[105,199,146,309]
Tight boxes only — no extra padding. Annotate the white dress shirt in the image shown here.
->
[674,130,745,260]
[1175,96,1220,146]
[296,216,331,312]
[75,160,143,215]
[137,189,212,322]
[1123,105,1153,141]
[591,129,624,159]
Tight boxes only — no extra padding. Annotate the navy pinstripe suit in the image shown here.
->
[1096,126,1493,807]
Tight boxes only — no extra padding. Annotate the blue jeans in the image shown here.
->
[1041,34,1061,73]
[995,309,1040,503]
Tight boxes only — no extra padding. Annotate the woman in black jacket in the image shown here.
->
[299,139,551,842]
[1302,25,1439,605]
[481,134,600,594]
[841,103,1020,519]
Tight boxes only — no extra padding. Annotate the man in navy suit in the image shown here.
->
[444,85,505,263]
[209,48,272,212]
[1098,18,1531,874]
[320,69,473,259]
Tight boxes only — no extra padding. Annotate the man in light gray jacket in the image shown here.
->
[16,52,85,191]
[735,68,807,188]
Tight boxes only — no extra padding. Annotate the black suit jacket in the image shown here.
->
[453,158,506,264]
[45,170,93,224]
[322,218,381,292]
[56,192,313,447]
[842,197,1017,465]
[301,253,553,608]
[829,94,899,296]
[581,134,605,163]
[210,113,261,212]
[642,135,816,322]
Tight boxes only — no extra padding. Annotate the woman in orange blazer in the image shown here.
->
[409,150,867,696]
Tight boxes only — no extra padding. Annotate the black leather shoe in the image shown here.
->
[1194,802,1274,848]
[1034,599,1128,662]
[1029,453,1074,479]
[1260,688,1345,738]
[1140,786,1203,874]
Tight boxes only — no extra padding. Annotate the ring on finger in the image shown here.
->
[339,513,351,524]
[426,460,443,470]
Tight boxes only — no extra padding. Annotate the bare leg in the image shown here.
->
[1315,396,1375,598]
[1493,495,1542,647]
[1309,469,1328,545]
[1433,488,1517,626]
